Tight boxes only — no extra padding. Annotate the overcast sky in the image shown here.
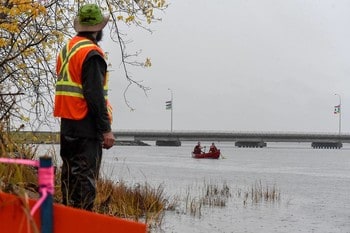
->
[102,0,350,133]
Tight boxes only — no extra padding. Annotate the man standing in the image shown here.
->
[54,4,115,211]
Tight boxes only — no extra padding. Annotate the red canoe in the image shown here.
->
[192,150,221,159]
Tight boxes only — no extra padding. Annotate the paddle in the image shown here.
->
[220,152,226,159]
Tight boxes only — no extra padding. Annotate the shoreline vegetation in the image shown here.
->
[8,131,150,146]
[1,131,281,232]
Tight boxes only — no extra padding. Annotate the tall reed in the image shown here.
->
[242,180,281,205]
[184,181,231,217]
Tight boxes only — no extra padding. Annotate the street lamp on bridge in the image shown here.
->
[167,88,173,132]
[334,93,341,135]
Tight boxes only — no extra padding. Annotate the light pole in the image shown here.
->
[334,93,341,135]
[168,88,173,132]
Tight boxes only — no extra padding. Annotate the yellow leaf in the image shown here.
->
[144,58,152,67]
[125,15,135,23]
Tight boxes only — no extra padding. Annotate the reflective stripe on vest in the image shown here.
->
[56,39,96,98]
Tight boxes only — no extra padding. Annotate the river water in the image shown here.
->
[96,141,349,233]
[45,141,350,233]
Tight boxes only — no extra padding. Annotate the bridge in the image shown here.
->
[114,130,350,148]
[13,130,348,148]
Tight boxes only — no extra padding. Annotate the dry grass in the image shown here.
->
[241,180,281,206]
[182,180,281,218]
[94,179,168,226]
[185,192,202,217]
[8,131,59,144]
[184,181,231,217]
[0,131,39,197]
[200,182,230,208]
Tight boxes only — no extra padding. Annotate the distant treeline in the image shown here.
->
[9,131,60,144]
[8,131,147,146]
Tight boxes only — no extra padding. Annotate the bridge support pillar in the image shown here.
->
[235,141,267,148]
[156,139,181,147]
[311,141,342,149]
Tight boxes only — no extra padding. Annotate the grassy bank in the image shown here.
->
[8,131,150,146]
[8,131,60,144]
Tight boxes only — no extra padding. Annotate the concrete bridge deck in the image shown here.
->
[12,131,350,147]
[114,130,350,143]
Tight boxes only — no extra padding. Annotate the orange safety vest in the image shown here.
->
[54,36,113,123]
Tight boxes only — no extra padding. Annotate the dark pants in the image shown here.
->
[60,135,102,211]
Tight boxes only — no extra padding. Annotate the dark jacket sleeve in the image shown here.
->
[82,50,111,134]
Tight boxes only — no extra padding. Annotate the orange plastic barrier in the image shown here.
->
[0,192,147,233]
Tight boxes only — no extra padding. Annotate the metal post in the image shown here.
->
[168,88,173,132]
[335,93,341,135]
[39,157,53,233]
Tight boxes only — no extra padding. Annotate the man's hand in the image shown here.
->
[102,131,115,149]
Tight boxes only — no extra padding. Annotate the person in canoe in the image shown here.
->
[209,142,218,153]
[193,141,204,154]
